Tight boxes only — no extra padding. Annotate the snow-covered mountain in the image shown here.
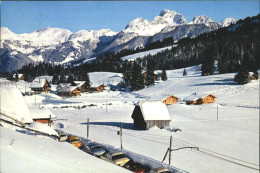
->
[1,9,236,72]
[220,18,237,27]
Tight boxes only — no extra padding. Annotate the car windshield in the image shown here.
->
[60,134,66,137]
[112,154,124,160]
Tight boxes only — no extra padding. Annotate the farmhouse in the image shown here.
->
[162,95,180,105]
[131,100,172,130]
[28,106,56,124]
[29,78,51,94]
[57,83,81,97]
[183,93,216,105]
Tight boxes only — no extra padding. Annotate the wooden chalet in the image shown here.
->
[57,83,81,97]
[29,78,51,94]
[142,70,163,81]
[183,93,216,105]
[13,74,25,80]
[162,95,180,105]
[72,81,89,93]
[131,100,172,130]
[28,106,56,124]
[249,72,259,81]
[89,84,105,93]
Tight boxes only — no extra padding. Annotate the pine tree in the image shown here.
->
[201,46,215,76]
[234,67,250,84]
[146,59,155,86]
[52,74,59,84]
[15,72,19,82]
[131,62,145,91]
[161,69,168,81]
[183,69,187,76]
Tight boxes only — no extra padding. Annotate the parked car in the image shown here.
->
[149,167,172,173]
[85,143,107,157]
[100,151,130,166]
[124,160,148,173]
[68,136,83,148]
[58,132,68,142]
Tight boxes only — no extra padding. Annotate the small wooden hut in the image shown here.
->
[162,95,180,105]
[28,106,56,124]
[131,100,172,130]
[183,93,216,105]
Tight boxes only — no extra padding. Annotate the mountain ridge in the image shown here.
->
[0,9,236,72]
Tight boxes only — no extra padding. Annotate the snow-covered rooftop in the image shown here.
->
[57,83,78,92]
[30,78,47,88]
[139,100,171,121]
[28,106,56,119]
[35,76,53,83]
[73,81,86,87]
[0,87,33,123]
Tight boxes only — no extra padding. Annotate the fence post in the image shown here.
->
[120,122,123,149]
[169,136,172,165]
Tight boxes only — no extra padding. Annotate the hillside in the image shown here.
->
[1,67,259,172]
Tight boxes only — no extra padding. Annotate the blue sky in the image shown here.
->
[1,1,259,34]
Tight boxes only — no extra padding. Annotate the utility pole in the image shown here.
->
[120,122,123,149]
[87,118,89,139]
[48,115,51,127]
[169,136,172,165]
[162,136,199,166]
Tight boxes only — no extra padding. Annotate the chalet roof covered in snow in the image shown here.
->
[57,83,78,92]
[13,74,24,78]
[28,106,56,119]
[0,87,33,123]
[73,81,86,87]
[183,93,216,102]
[30,78,47,88]
[139,100,171,121]
[35,76,53,83]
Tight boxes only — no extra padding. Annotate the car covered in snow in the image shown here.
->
[100,151,130,166]
[149,167,172,173]
[85,143,107,157]
[68,136,82,148]
[58,132,68,142]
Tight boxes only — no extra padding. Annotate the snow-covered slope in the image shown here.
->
[121,46,173,61]
[1,68,259,172]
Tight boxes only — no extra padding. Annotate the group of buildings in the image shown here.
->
[21,75,105,96]
[131,93,217,130]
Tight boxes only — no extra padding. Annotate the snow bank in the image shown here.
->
[0,87,33,123]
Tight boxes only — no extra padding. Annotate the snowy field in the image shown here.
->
[1,66,259,172]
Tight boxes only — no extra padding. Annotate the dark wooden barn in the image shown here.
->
[131,100,172,130]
